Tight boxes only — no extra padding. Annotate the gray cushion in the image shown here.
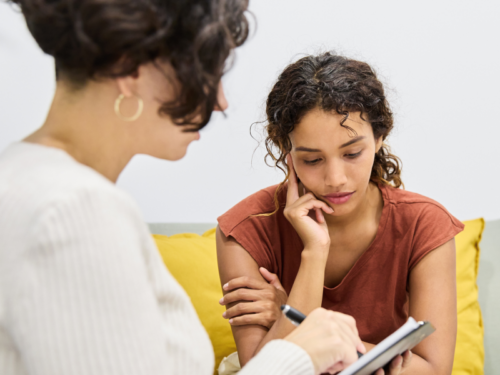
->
[148,223,217,237]
[477,219,500,374]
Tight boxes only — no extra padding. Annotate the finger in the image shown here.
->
[330,313,364,353]
[228,314,269,327]
[357,342,367,355]
[325,361,345,374]
[223,301,263,319]
[375,369,384,375]
[290,190,334,216]
[222,276,269,292]
[334,320,363,352]
[294,196,334,216]
[337,340,359,368]
[287,191,317,209]
[259,267,286,292]
[402,350,412,368]
[286,154,300,205]
[388,355,403,374]
[220,288,262,305]
[332,312,360,338]
[315,208,325,223]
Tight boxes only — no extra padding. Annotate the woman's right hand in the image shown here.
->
[284,155,333,254]
[284,308,366,375]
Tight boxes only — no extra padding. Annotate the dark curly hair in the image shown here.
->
[6,0,249,128]
[263,52,403,212]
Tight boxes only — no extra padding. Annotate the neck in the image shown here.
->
[24,81,134,183]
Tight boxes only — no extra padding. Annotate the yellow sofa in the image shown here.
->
[150,219,500,375]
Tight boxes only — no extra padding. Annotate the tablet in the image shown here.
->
[338,317,435,375]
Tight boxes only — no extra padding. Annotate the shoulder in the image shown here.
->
[381,184,463,230]
[383,183,443,207]
[0,143,142,238]
[217,184,285,234]
[381,184,464,271]
[217,184,289,272]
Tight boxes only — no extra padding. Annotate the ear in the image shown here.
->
[375,136,383,153]
[214,81,228,112]
[116,71,140,98]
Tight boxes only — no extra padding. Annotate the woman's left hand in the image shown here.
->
[374,351,412,375]
[219,267,287,329]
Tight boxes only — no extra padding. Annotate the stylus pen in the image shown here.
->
[281,304,364,359]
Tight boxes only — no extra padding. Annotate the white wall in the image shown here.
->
[1,0,499,223]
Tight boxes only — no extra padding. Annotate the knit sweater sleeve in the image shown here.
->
[4,188,173,375]
[239,340,314,375]
[3,185,314,375]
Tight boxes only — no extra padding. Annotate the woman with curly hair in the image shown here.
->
[217,52,463,375]
[0,3,367,375]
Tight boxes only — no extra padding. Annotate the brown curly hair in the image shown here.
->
[264,52,403,212]
[6,0,249,129]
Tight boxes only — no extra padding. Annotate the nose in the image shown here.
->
[214,82,228,112]
[324,158,348,188]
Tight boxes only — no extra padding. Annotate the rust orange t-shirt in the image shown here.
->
[217,183,464,344]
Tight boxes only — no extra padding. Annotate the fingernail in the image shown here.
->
[219,297,224,304]
[229,319,233,324]
[222,311,226,318]
[223,283,228,290]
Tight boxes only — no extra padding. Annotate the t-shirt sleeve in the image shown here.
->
[408,202,464,271]
[217,188,280,274]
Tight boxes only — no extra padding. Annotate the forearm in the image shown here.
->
[397,352,436,374]
[250,250,327,361]
[362,342,441,375]
[287,250,327,313]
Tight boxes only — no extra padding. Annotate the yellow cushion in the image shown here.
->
[153,229,236,374]
[453,218,485,375]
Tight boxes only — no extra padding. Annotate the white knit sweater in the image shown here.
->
[0,142,314,375]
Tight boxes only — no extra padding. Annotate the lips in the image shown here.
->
[323,191,355,205]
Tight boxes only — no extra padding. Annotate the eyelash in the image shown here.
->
[346,151,362,159]
[303,151,362,165]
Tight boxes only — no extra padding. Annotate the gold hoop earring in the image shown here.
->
[114,94,144,122]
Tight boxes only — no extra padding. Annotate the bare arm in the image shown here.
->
[251,250,328,355]
[216,226,270,365]
[364,238,458,375]
[216,226,330,366]
[400,238,458,375]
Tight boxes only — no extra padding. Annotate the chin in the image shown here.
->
[153,147,188,161]
[332,205,355,216]
[167,151,187,161]
[318,196,355,217]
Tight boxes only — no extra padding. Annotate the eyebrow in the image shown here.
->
[339,135,366,148]
[294,136,367,152]
[294,146,321,152]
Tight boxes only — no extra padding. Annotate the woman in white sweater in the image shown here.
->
[0,1,367,374]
